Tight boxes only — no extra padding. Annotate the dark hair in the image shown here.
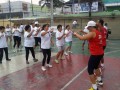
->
[105,23,107,26]
[57,25,62,30]
[42,24,49,31]
[25,25,30,31]
[35,24,38,27]
[98,19,104,26]
[1,26,5,29]
[66,25,70,29]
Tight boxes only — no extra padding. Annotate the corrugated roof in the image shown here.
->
[103,0,120,4]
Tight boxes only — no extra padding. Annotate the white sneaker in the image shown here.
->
[68,51,72,53]
[13,49,17,53]
[41,66,46,71]
[64,52,68,55]
[46,64,52,68]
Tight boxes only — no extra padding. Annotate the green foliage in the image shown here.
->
[40,0,64,10]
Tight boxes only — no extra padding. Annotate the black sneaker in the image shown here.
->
[6,59,11,61]
[33,59,38,62]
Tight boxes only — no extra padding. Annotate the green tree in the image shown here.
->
[39,0,64,10]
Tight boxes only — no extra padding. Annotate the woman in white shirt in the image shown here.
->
[41,24,54,71]
[12,24,21,52]
[5,24,12,43]
[24,25,38,64]
[55,25,65,63]
[33,22,41,49]
[64,25,73,55]
[0,26,11,64]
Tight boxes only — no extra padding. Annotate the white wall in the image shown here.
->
[0,1,31,13]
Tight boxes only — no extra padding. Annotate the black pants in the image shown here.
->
[25,47,35,61]
[18,37,21,46]
[3,47,9,60]
[42,49,51,66]
[0,48,3,62]
[34,37,41,46]
[88,55,103,75]
[13,36,20,48]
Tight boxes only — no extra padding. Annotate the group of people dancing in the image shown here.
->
[0,18,107,90]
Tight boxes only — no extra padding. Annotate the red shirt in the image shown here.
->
[89,30,104,55]
[101,27,107,46]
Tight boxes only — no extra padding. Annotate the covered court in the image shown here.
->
[0,38,120,90]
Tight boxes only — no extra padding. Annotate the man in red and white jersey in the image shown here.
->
[97,19,107,68]
[74,21,104,90]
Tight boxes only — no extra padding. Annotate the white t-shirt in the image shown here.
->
[18,28,22,37]
[73,21,77,25]
[41,30,51,49]
[0,32,8,48]
[65,29,72,42]
[24,31,35,47]
[12,28,20,36]
[30,25,34,31]
[33,27,41,37]
[5,28,12,36]
[20,25,24,31]
[56,30,65,46]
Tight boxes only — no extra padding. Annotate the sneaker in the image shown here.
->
[46,64,52,68]
[17,49,19,52]
[60,56,65,60]
[19,49,22,51]
[13,49,17,53]
[55,59,59,63]
[97,80,103,86]
[68,51,72,53]
[6,59,11,61]
[26,61,29,64]
[88,87,98,90]
[33,58,38,62]
[41,66,46,71]
[64,52,68,55]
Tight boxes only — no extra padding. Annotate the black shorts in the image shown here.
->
[88,55,103,75]
[34,37,41,46]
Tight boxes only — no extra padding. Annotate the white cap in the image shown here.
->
[86,21,96,28]
[34,21,39,24]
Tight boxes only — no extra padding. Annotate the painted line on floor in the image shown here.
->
[61,49,120,90]
[60,66,87,90]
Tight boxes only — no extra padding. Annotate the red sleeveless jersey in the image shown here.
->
[101,27,107,46]
[88,30,104,55]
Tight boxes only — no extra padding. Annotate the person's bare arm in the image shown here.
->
[73,32,95,40]
[57,34,65,40]
[27,30,34,37]
[34,28,41,36]
[41,29,53,36]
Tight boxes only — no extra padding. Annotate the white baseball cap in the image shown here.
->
[34,21,39,24]
[86,21,96,28]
